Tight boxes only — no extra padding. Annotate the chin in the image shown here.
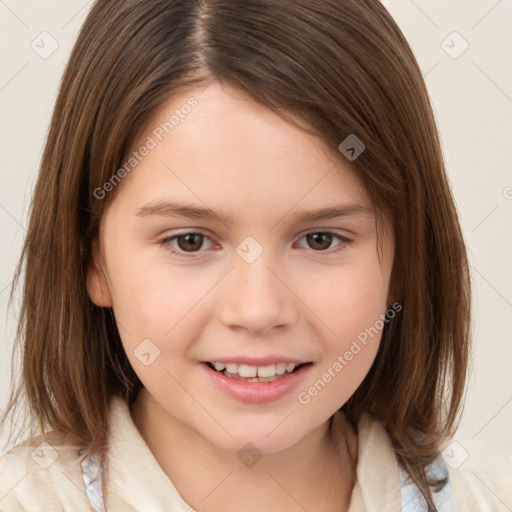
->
[205,422,309,457]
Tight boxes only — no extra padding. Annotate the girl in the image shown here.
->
[1,1,510,511]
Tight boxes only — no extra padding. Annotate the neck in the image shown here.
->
[131,389,358,512]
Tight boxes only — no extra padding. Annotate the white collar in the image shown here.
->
[82,396,452,511]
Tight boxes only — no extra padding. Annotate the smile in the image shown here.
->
[201,361,313,403]
[207,361,304,381]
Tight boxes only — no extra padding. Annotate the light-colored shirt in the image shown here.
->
[0,396,511,511]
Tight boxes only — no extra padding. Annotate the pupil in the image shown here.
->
[308,232,332,250]
[178,233,203,251]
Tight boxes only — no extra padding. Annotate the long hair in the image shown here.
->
[2,1,471,509]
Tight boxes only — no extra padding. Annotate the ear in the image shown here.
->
[86,239,113,307]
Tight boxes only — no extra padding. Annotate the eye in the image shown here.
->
[296,231,350,254]
[159,232,215,258]
[158,230,351,259]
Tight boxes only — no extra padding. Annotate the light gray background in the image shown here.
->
[1,1,511,453]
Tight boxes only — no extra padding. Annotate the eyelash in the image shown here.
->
[158,230,351,259]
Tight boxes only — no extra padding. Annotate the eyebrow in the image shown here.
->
[135,200,373,224]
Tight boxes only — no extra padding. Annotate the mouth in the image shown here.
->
[204,361,311,383]
[201,360,313,403]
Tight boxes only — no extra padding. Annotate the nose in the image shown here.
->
[219,251,298,335]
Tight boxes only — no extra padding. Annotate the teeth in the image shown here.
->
[275,363,287,375]
[225,363,238,373]
[257,364,275,378]
[210,361,299,378]
[238,365,257,378]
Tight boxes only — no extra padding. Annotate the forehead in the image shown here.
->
[108,81,372,223]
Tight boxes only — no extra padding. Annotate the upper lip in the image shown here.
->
[203,357,311,366]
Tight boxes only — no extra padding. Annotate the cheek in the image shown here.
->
[300,295,385,412]
[299,260,388,401]
[105,243,213,352]
[108,260,215,398]
[305,260,389,343]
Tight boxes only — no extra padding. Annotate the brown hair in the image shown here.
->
[3,0,471,509]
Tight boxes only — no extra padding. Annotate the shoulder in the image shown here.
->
[0,430,91,511]
[443,437,512,511]
[354,413,512,511]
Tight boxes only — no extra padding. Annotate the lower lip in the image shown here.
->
[201,362,313,404]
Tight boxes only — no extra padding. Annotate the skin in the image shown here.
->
[87,81,395,512]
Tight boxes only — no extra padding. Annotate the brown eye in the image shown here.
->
[306,232,334,250]
[175,233,205,252]
[159,232,215,258]
[296,231,350,255]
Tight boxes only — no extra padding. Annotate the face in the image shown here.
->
[87,81,395,455]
